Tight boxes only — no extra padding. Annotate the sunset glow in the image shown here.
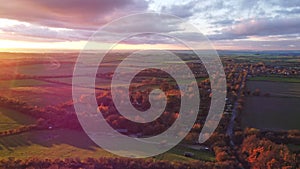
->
[0,1,299,51]
[0,1,299,168]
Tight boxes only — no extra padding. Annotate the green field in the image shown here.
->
[0,55,215,162]
[0,129,214,162]
[17,63,74,77]
[287,144,300,153]
[0,129,113,160]
[249,76,300,83]
[155,145,215,162]
[242,81,300,130]
[0,79,50,88]
[230,55,300,65]
[0,108,35,132]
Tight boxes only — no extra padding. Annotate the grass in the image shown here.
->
[0,128,215,162]
[0,57,214,162]
[0,79,50,88]
[0,85,73,107]
[287,144,300,153]
[0,129,114,160]
[155,145,215,162]
[230,55,300,64]
[249,76,300,83]
[17,63,74,77]
[242,81,300,130]
[0,107,36,132]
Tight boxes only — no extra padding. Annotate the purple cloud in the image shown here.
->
[209,17,300,40]
[161,1,199,18]
[0,0,148,29]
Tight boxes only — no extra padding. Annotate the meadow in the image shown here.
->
[0,108,35,132]
[249,76,300,83]
[0,53,215,162]
[0,128,215,162]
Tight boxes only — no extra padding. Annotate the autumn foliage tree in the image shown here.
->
[239,135,296,169]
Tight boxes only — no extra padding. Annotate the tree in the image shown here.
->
[239,135,296,169]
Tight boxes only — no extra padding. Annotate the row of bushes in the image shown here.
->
[0,157,236,169]
[0,124,37,137]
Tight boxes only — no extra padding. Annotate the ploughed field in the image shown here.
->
[242,80,300,130]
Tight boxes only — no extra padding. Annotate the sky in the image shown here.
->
[0,0,299,51]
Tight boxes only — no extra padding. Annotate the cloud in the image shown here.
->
[276,8,300,15]
[211,19,235,26]
[161,0,199,18]
[213,39,300,50]
[0,12,200,44]
[106,15,183,33]
[270,0,300,7]
[0,0,149,29]
[0,23,93,42]
[209,17,300,40]
[122,34,177,45]
[0,0,299,50]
